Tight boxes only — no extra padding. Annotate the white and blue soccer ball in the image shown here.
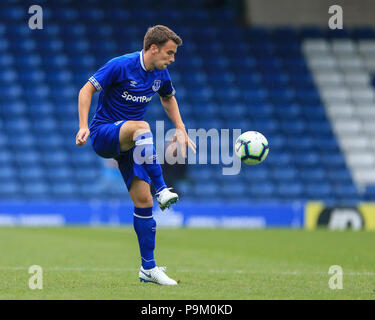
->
[235,131,269,165]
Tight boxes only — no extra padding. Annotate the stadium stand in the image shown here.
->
[0,0,374,204]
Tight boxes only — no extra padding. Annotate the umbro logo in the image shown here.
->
[130,80,137,87]
[147,155,158,162]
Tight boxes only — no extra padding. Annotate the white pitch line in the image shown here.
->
[0,266,374,276]
[0,266,134,272]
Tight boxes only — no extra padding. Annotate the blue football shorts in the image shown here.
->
[89,120,151,191]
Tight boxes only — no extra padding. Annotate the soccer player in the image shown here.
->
[75,25,196,285]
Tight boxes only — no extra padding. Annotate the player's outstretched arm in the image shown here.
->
[76,81,96,146]
[160,96,196,158]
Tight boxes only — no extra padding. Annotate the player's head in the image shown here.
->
[143,25,182,70]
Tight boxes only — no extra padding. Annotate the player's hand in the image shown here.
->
[76,128,90,146]
[172,127,196,158]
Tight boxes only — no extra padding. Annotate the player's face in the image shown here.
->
[153,40,177,70]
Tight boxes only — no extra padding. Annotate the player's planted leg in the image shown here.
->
[139,266,177,286]
[130,179,177,286]
[134,209,177,285]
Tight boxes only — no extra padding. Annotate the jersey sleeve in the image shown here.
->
[158,69,176,97]
[89,58,121,91]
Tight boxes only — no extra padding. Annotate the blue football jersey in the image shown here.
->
[88,50,175,130]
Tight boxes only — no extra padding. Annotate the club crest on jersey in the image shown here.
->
[152,80,161,92]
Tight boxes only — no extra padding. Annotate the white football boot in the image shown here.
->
[139,266,178,285]
[156,188,179,211]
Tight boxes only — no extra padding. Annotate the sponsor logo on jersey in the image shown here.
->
[152,80,161,92]
[121,91,153,103]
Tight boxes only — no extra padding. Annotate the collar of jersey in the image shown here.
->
[139,50,148,72]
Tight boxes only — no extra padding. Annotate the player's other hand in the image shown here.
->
[173,127,196,158]
[76,128,90,146]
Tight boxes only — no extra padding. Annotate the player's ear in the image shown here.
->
[150,44,158,54]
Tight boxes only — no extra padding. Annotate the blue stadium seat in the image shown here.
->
[364,186,375,201]
[300,168,326,182]
[188,166,215,181]
[272,167,297,181]
[220,182,245,199]
[19,166,45,182]
[23,182,50,198]
[9,134,36,149]
[75,168,100,182]
[351,27,375,39]
[14,150,41,165]
[0,166,16,180]
[321,154,346,168]
[78,183,106,199]
[293,152,320,168]
[326,169,353,183]
[333,184,360,200]
[46,167,73,182]
[243,166,270,181]
[250,182,276,199]
[306,183,333,199]
[0,134,8,149]
[0,181,21,198]
[0,150,12,165]
[194,183,219,199]
[50,182,77,198]
[0,84,22,101]
[326,28,350,39]
[36,134,65,149]
[299,26,325,38]
[276,182,304,199]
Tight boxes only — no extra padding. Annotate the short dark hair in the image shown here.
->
[143,25,182,51]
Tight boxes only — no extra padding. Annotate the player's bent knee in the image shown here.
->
[119,121,151,152]
[133,195,153,208]
[132,121,151,139]
[119,121,150,140]
[135,120,150,129]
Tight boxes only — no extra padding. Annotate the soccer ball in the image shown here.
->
[235,131,269,165]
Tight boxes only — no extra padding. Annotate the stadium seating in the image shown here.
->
[0,0,374,204]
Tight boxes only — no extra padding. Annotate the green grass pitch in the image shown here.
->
[0,227,374,300]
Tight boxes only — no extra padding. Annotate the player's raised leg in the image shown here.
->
[129,177,177,286]
[119,120,178,210]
